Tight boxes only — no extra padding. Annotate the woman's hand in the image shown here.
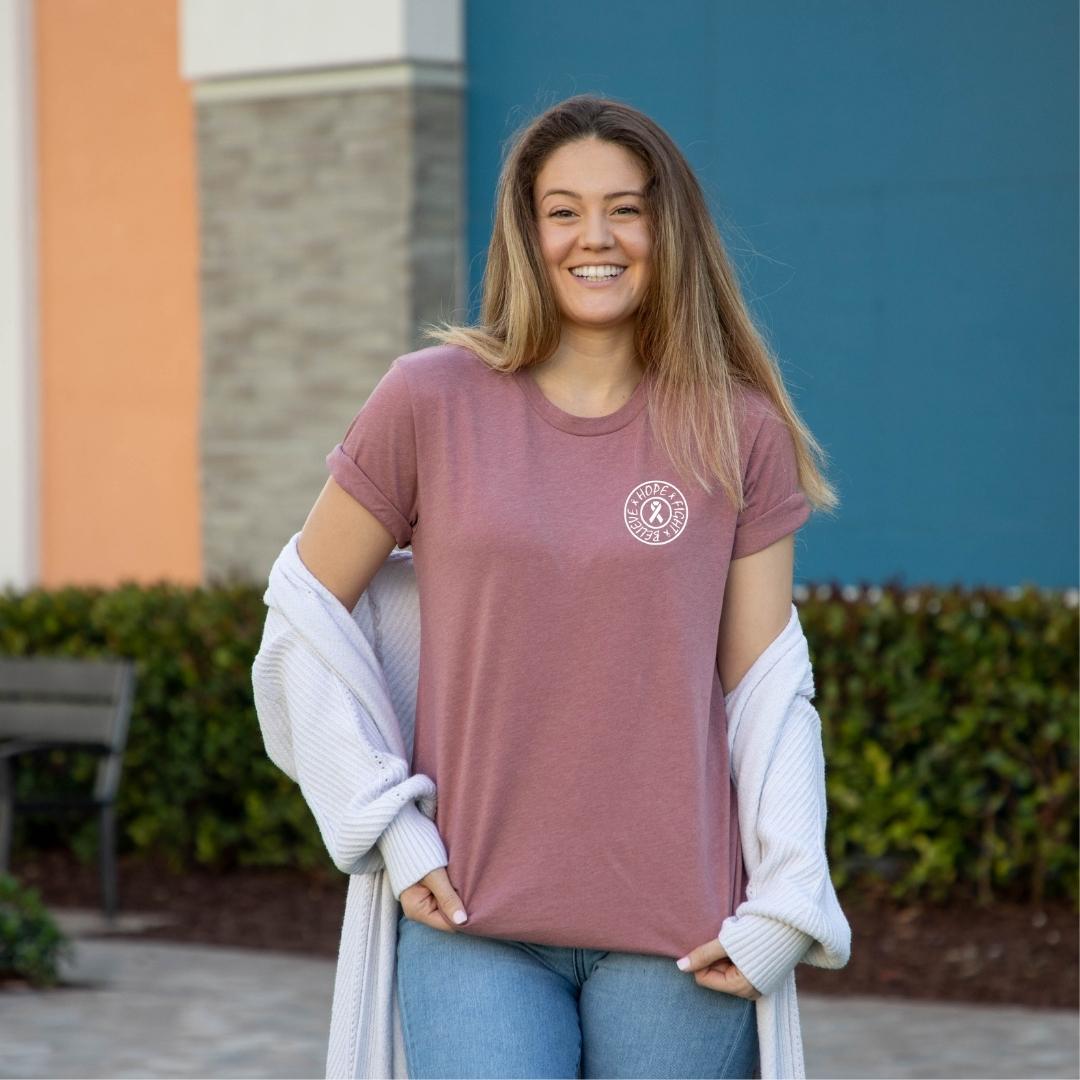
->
[676,939,762,1000]
[399,867,469,933]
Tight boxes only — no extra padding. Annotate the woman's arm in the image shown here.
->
[297,475,397,614]
[717,532,797,695]
[253,475,448,897]
[710,529,825,997]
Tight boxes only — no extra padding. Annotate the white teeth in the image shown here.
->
[570,265,625,280]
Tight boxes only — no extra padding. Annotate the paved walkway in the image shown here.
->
[0,911,1076,1079]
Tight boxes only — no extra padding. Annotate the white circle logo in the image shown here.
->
[624,480,688,545]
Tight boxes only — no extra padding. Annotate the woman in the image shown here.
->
[297,94,838,1079]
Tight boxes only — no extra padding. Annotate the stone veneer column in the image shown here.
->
[182,1,465,585]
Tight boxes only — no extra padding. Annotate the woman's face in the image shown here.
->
[533,138,652,331]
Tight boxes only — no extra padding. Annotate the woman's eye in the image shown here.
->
[549,206,640,218]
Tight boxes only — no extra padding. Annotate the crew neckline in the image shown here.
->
[514,365,649,436]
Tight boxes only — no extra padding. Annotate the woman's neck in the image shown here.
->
[538,324,644,398]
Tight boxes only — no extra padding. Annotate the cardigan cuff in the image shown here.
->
[717,913,815,998]
[376,798,449,900]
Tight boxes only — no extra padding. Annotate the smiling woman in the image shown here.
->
[288,92,847,1080]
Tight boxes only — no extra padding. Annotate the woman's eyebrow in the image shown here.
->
[540,188,645,200]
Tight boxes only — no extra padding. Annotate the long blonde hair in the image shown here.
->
[420,93,838,516]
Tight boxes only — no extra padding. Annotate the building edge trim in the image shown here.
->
[189,59,465,103]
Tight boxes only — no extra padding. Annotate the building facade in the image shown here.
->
[2,0,1076,592]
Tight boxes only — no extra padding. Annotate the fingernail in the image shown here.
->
[453,910,468,924]
[676,956,690,970]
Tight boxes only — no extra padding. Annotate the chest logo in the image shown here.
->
[624,480,689,545]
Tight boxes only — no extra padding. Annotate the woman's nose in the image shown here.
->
[579,211,614,247]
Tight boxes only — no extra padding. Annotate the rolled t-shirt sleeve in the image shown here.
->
[731,407,812,559]
[326,358,419,548]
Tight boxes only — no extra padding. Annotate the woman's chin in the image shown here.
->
[562,308,640,329]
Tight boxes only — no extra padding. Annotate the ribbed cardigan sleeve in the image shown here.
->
[718,693,849,998]
[251,603,449,898]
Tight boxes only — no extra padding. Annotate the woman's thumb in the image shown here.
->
[424,868,468,926]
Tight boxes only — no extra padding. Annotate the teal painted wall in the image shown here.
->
[464,0,1078,587]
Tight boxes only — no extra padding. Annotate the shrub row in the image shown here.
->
[1,577,1076,907]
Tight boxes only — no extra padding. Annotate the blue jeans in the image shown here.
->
[396,912,760,1079]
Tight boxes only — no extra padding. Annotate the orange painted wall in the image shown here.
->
[37,0,202,586]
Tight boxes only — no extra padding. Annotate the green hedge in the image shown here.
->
[795,583,1077,906]
[0,580,323,874]
[1,578,1076,907]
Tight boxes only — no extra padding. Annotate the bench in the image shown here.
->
[0,656,137,920]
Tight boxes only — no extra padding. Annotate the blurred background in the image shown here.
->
[0,1,1076,1078]
[1,0,1076,593]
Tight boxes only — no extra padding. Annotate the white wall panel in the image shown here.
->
[0,0,38,591]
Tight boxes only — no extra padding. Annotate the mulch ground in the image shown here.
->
[7,848,1077,1010]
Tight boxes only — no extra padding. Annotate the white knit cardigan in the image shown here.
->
[251,531,851,1079]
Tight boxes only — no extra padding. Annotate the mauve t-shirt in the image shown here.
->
[326,343,811,959]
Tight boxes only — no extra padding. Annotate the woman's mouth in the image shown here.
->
[567,265,627,287]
